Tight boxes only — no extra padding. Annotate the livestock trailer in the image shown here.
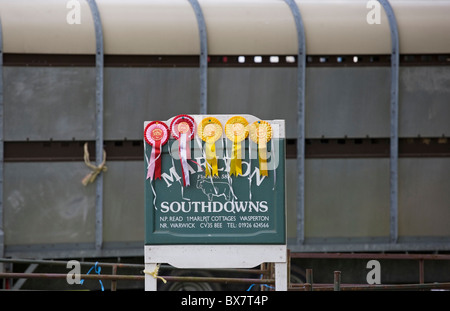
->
[0,0,449,290]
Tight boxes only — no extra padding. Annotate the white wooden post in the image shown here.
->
[144,263,158,291]
[275,262,288,291]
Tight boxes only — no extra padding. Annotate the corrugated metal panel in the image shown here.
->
[399,66,450,137]
[103,161,144,243]
[304,158,390,239]
[103,68,200,140]
[5,66,449,141]
[4,67,95,141]
[286,157,450,250]
[305,67,391,138]
[398,158,450,238]
[207,67,297,136]
[4,162,95,245]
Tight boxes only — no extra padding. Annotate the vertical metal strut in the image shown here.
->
[378,0,399,244]
[283,0,306,245]
[87,0,104,251]
[0,17,4,259]
[187,0,208,114]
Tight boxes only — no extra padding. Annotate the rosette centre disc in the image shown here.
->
[198,117,223,142]
[204,123,217,137]
[225,116,249,142]
[177,121,191,134]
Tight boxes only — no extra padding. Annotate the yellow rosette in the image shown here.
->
[225,116,249,176]
[198,117,223,177]
[249,120,272,176]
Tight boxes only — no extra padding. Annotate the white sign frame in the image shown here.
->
[144,244,287,291]
[144,115,287,291]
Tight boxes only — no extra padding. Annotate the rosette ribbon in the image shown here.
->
[250,120,272,177]
[170,115,196,187]
[198,117,222,177]
[144,121,169,181]
[225,116,249,176]
[231,137,242,176]
[205,138,218,177]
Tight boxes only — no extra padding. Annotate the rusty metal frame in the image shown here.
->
[3,253,450,291]
[0,272,276,291]
[0,257,273,291]
[291,279,450,291]
[289,251,450,291]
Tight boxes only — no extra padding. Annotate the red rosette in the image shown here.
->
[169,115,196,187]
[144,121,170,147]
[144,121,169,180]
[170,114,196,140]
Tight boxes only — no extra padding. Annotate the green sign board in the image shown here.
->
[144,115,286,245]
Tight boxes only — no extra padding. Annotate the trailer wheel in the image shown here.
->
[290,265,306,284]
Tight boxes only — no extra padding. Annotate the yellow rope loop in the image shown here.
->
[144,264,167,283]
[82,142,108,186]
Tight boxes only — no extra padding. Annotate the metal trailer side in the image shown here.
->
[0,1,448,287]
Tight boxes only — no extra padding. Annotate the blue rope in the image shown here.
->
[247,283,275,291]
[80,261,104,291]
[246,274,275,291]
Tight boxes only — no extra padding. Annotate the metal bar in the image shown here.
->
[0,257,144,269]
[291,282,450,291]
[111,265,118,291]
[0,272,144,281]
[333,271,341,291]
[290,252,450,260]
[378,0,399,244]
[86,0,105,252]
[306,268,313,291]
[0,257,268,276]
[11,264,38,290]
[302,283,312,291]
[339,282,450,291]
[0,272,274,285]
[187,0,208,114]
[3,138,448,162]
[0,17,4,261]
[419,259,424,284]
[283,0,306,246]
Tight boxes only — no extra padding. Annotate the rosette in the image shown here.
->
[144,121,169,180]
[249,120,272,176]
[170,114,196,186]
[225,116,249,176]
[197,117,222,177]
